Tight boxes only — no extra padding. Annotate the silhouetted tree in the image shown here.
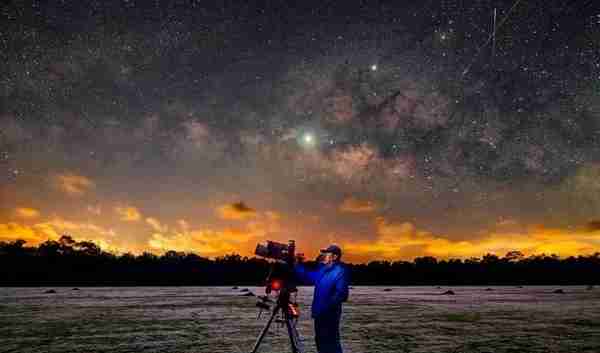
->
[75,241,102,257]
[505,250,525,262]
[482,253,500,264]
[38,240,61,257]
[0,239,28,256]
[1,237,600,286]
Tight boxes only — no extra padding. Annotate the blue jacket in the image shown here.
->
[294,262,349,318]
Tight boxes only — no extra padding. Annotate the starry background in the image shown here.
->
[1,0,599,263]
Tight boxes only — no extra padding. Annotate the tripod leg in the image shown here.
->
[285,315,304,353]
[250,304,280,353]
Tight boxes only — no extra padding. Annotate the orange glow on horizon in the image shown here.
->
[1,201,599,262]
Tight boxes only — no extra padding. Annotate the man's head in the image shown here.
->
[319,244,342,265]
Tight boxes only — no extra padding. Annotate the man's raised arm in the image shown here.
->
[294,262,320,285]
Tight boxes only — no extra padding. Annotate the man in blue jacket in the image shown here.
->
[294,244,349,353]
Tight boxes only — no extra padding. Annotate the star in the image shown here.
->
[302,133,316,147]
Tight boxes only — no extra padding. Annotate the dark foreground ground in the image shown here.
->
[1,286,599,353]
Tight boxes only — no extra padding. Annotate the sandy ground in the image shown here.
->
[1,286,599,353]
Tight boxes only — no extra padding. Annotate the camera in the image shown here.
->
[255,240,296,263]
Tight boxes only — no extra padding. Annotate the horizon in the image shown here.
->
[3,236,600,265]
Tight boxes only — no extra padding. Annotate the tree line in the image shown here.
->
[1,236,599,286]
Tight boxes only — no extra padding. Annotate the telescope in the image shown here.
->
[250,240,304,353]
[254,240,296,264]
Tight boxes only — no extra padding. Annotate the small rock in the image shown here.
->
[553,289,565,294]
[240,288,249,292]
[241,292,255,297]
[232,286,238,289]
[44,289,56,294]
[436,286,442,289]
[442,290,455,295]
[383,288,392,292]
[72,288,80,291]
[485,288,493,291]
[586,285,594,291]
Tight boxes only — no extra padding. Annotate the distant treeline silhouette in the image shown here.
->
[1,236,599,286]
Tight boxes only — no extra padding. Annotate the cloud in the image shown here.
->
[146,217,168,233]
[265,211,281,221]
[147,209,282,257]
[217,202,257,220]
[0,218,118,252]
[177,219,189,231]
[55,173,95,196]
[147,225,266,257]
[15,207,40,219]
[34,218,117,239]
[339,197,376,213]
[87,205,102,215]
[586,221,600,232]
[0,222,44,244]
[115,206,142,221]
[341,217,600,261]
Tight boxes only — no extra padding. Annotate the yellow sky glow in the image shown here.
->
[1,211,599,262]
[15,207,40,219]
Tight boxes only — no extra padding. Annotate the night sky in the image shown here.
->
[1,0,599,263]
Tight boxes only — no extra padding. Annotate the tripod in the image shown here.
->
[250,285,304,353]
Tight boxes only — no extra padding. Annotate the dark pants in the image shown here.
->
[313,307,343,353]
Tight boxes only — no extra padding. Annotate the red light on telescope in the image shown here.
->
[271,280,282,291]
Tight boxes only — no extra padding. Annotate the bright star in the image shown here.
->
[370,64,378,71]
[299,132,317,148]
[304,133,314,144]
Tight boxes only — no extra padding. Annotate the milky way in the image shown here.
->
[1,1,599,261]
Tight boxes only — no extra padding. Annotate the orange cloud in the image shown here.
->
[87,205,102,215]
[339,197,376,213]
[146,217,168,232]
[0,208,284,257]
[341,217,600,261]
[148,228,253,256]
[115,206,141,221]
[15,207,40,219]
[0,218,119,252]
[34,218,117,239]
[217,202,257,220]
[177,219,190,231]
[147,210,281,257]
[587,221,600,232]
[265,211,281,221]
[55,173,95,196]
[0,222,43,244]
